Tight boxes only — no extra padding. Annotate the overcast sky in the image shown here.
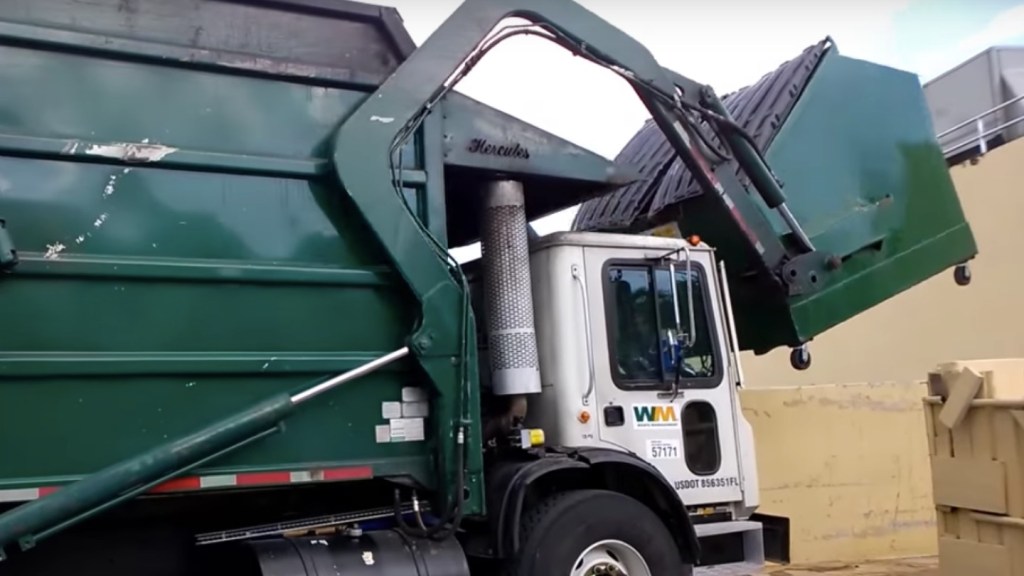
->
[385,0,1024,259]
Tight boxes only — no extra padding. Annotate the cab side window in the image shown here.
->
[605,262,719,389]
[608,266,662,382]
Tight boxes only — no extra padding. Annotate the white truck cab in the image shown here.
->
[527,230,764,574]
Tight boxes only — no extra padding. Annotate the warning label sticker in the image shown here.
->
[389,418,425,442]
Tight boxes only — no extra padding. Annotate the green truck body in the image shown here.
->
[0,1,976,575]
[0,0,450,503]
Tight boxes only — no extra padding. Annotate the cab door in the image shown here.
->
[583,244,744,506]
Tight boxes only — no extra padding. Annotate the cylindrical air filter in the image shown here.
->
[480,180,542,396]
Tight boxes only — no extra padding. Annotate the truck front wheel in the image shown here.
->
[507,489,693,576]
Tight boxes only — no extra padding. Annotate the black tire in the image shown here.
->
[506,489,693,576]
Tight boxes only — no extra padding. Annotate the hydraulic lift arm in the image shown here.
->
[335,0,820,305]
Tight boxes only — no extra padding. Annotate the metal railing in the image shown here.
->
[938,93,1024,158]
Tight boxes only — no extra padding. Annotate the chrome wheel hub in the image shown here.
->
[571,539,651,576]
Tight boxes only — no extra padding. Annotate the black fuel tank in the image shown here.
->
[248,529,470,576]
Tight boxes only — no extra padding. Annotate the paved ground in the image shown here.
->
[760,557,938,576]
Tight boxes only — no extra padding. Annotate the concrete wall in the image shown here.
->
[740,383,937,564]
[735,137,1024,563]
[740,136,1024,388]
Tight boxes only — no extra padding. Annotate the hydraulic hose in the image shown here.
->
[394,426,467,541]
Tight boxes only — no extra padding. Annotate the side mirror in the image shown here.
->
[661,328,678,373]
[668,256,696,349]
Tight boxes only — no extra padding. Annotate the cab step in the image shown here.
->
[694,520,765,576]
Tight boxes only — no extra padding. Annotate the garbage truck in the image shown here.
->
[0,0,976,575]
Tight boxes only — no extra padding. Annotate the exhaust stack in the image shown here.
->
[480,180,542,396]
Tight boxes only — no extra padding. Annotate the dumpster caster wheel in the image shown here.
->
[790,345,811,371]
[954,264,971,286]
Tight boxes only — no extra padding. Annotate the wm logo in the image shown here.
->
[633,404,678,428]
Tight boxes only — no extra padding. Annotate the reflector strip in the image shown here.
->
[0,466,373,503]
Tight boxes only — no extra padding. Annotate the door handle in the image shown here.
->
[571,264,595,406]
